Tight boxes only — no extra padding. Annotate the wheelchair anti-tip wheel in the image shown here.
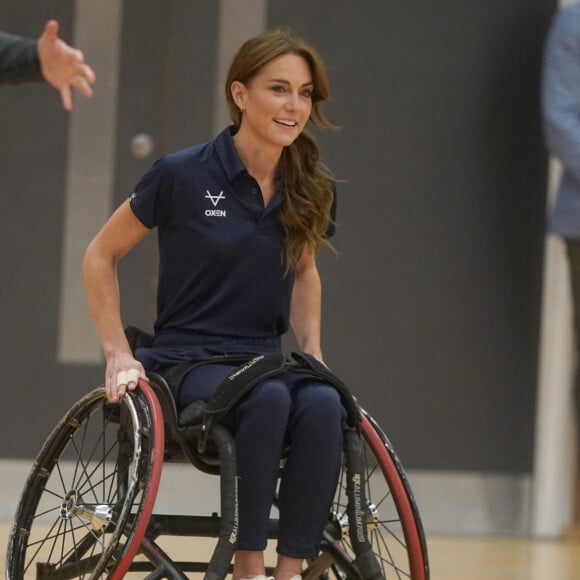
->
[6,381,164,579]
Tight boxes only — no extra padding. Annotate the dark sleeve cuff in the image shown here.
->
[0,32,43,85]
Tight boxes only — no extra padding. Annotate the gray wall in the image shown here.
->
[269,0,553,473]
[0,0,554,482]
[0,1,103,456]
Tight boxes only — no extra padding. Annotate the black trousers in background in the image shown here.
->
[566,239,580,433]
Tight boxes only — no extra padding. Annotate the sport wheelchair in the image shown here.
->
[6,351,430,579]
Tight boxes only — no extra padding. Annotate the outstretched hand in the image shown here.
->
[37,20,96,111]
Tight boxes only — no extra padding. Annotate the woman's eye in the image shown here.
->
[301,89,313,98]
[271,85,286,93]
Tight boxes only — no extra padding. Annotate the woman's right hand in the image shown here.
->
[105,350,149,403]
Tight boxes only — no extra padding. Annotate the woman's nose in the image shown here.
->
[284,92,299,109]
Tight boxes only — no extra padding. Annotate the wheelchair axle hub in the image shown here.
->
[60,489,113,532]
[337,501,380,538]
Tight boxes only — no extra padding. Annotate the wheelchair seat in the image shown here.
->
[146,372,223,471]
[145,371,205,429]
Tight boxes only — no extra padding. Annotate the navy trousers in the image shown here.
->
[177,363,345,559]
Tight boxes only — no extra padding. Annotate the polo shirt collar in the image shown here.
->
[215,125,247,181]
[215,126,285,192]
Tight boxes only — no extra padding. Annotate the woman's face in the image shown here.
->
[233,53,314,149]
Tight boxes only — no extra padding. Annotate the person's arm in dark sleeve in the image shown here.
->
[0,21,95,110]
[0,31,42,85]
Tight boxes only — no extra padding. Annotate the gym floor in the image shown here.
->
[2,523,579,579]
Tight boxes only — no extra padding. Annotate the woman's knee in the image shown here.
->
[295,384,345,427]
[226,379,293,441]
[237,379,293,419]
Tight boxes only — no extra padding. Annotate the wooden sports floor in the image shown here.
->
[2,524,580,580]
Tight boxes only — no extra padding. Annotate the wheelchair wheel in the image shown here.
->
[311,408,429,580]
[6,381,164,579]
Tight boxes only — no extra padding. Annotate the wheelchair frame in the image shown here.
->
[6,375,430,579]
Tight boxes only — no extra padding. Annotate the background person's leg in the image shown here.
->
[565,239,580,527]
[566,240,580,430]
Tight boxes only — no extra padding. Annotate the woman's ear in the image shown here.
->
[230,80,247,111]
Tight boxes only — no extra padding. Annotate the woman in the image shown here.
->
[83,29,344,580]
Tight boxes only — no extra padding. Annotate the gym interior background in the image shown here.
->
[0,0,567,538]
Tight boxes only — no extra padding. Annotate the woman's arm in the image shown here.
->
[83,199,150,402]
[290,248,324,363]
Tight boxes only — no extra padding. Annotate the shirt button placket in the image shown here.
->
[249,181,263,219]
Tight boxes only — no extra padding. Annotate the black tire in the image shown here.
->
[6,384,163,579]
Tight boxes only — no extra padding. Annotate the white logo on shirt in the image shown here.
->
[205,190,225,206]
[205,190,226,217]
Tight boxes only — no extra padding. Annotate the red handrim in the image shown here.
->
[110,380,165,580]
[360,414,427,580]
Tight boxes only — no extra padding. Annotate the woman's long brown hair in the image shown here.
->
[225,29,336,271]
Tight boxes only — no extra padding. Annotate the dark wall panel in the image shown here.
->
[0,1,221,458]
[0,2,105,457]
[270,0,555,471]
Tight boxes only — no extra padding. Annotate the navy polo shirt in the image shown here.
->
[130,126,333,348]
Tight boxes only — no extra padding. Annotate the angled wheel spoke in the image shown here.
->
[377,519,406,548]
[31,502,62,521]
[77,465,119,503]
[23,517,64,574]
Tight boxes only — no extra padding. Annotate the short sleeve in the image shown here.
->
[129,156,172,229]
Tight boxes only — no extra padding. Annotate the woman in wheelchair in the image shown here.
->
[83,29,344,580]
